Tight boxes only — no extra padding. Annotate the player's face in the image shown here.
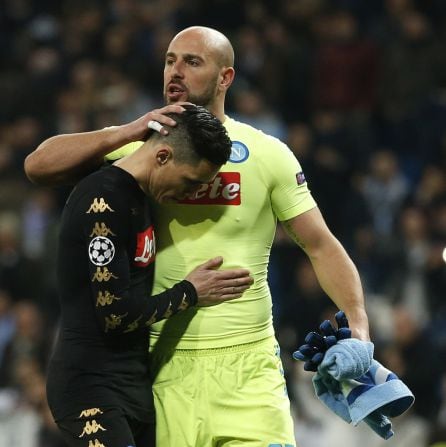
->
[163,32,221,110]
[153,159,220,204]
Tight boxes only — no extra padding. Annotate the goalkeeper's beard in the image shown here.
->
[164,76,219,110]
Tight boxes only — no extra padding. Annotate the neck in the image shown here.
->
[211,103,226,123]
[113,144,151,194]
[204,94,226,123]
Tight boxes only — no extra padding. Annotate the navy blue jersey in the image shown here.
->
[47,165,196,422]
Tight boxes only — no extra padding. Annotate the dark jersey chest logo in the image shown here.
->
[134,226,156,267]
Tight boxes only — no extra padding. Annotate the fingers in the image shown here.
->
[195,279,252,307]
[337,327,352,340]
[292,344,324,371]
[335,311,351,339]
[214,271,253,298]
[188,260,253,307]
[195,286,247,307]
[146,105,186,135]
[219,277,254,293]
[319,320,336,337]
[215,268,252,280]
[195,259,252,280]
[221,283,251,296]
[304,331,324,349]
[175,101,194,107]
[335,310,349,328]
[209,291,244,303]
[197,256,224,270]
[293,310,353,371]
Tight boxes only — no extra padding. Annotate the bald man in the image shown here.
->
[25,26,370,447]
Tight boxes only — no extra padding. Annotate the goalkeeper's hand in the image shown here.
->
[292,310,352,371]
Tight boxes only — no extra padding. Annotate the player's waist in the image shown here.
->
[149,323,274,350]
[150,274,273,349]
[149,335,276,356]
[148,300,274,350]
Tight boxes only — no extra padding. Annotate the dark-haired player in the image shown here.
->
[45,104,253,447]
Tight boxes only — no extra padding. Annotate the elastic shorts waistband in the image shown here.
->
[156,336,276,357]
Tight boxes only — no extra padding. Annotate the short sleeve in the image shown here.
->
[260,137,317,221]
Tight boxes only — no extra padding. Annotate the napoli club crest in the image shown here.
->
[229,141,249,163]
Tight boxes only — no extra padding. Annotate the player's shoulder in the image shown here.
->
[225,116,289,151]
[67,165,135,209]
[75,165,119,193]
[225,116,294,170]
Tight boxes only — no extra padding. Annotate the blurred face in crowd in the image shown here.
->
[163,27,235,116]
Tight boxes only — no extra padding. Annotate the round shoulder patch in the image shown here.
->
[88,236,115,266]
[229,141,249,163]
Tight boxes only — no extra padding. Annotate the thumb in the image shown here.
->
[199,256,224,270]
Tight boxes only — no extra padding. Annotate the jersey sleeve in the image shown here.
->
[259,136,317,221]
[70,182,197,336]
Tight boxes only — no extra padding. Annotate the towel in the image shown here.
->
[313,371,395,438]
[318,338,374,380]
[313,341,415,440]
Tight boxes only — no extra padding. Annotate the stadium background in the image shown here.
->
[0,0,445,445]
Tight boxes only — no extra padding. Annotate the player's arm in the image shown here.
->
[72,181,190,335]
[263,137,369,341]
[281,208,370,341]
[24,105,186,186]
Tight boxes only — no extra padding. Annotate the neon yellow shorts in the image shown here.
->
[150,336,296,447]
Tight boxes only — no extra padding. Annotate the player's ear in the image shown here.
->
[156,147,173,166]
[219,66,235,92]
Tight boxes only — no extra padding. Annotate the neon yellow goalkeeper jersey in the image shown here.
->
[107,116,317,349]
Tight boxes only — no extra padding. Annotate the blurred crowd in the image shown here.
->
[0,0,445,446]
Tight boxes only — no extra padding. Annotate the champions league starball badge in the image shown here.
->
[88,236,115,266]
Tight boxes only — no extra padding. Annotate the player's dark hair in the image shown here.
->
[150,104,232,166]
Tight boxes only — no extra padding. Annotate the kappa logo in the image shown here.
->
[177,293,189,311]
[96,291,121,307]
[79,408,103,418]
[90,222,116,237]
[178,172,241,205]
[79,420,106,437]
[144,310,158,326]
[134,226,156,267]
[104,312,128,332]
[92,267,118,282]
[86,198,114,214]
[163,302,173,319]
[88,440,106,447]
[123,315,143,333]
